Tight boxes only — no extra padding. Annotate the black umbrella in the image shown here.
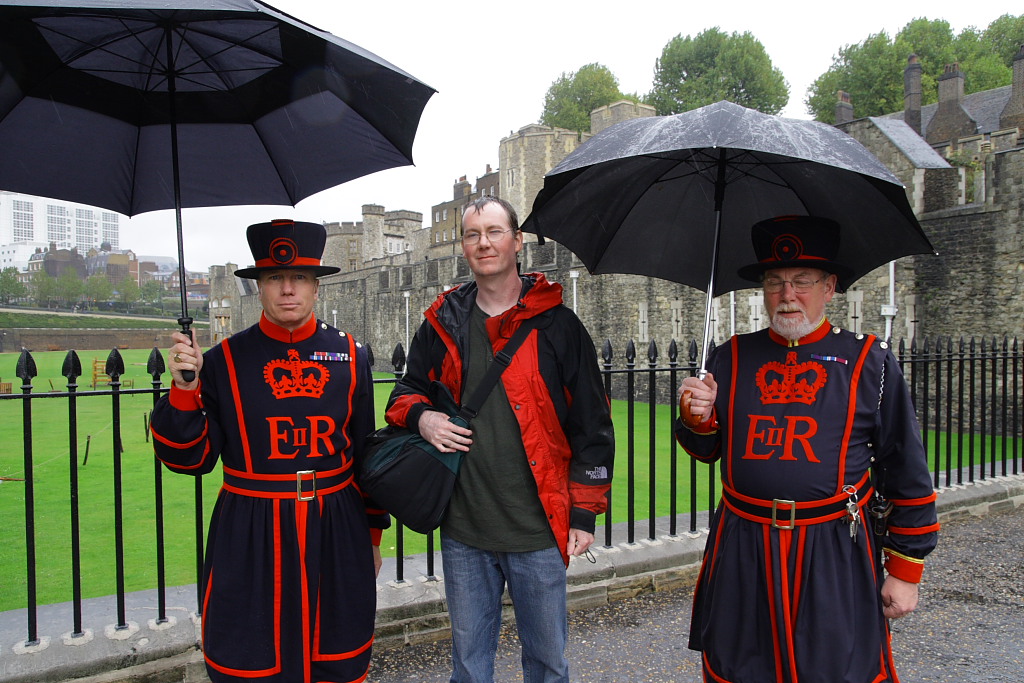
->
[0,0,435,377]
[521,100,935,370]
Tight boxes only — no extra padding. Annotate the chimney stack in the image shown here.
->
[998,44,1024,132]
[834,90,854,124]
[904,54,923,135]
[925,62,978,144]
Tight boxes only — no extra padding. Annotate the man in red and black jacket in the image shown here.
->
[386,196,613,683]
[151,220,387,683]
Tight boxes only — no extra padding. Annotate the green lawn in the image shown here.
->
[6,347,1007,613]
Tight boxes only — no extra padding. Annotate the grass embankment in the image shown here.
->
[0,310,208,329]
[0,348,716,612]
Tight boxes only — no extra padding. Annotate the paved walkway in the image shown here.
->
[367,500,1024,683]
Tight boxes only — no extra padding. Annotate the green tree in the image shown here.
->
[540,63,631,134]
[647,27,789,116]
[31,270,57,308]
[140,279,165,313]
[118,275,141,311]
[0,267,27,304]
[806,17,1018,122]
[983,14,1024,66]
[55,267,84,308]
[85,274,114,310]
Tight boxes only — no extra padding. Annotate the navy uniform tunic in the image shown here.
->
[151,314,386,683]
[677,321,938,683]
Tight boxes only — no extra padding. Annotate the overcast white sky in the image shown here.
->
[122,0,1017,271]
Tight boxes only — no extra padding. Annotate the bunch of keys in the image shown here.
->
[842,484,861,542]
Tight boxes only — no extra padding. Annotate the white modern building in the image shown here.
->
[0,191,122,271]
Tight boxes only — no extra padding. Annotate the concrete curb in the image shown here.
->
[4,474,1022,683]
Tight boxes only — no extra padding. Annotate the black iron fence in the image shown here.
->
[1,334,1022,647]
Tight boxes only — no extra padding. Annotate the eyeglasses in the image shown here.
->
[462,228,513,245]
[762,276,822,293]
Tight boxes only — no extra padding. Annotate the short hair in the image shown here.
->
[463,196,519,232]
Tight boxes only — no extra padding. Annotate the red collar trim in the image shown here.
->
[768,318,831,347]
[259,313,317,343]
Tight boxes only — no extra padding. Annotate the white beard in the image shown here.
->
[770,309,817,341]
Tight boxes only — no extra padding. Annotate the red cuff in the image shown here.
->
[884,549,924,583]
[369,528,383,546]
[169,381,203,411]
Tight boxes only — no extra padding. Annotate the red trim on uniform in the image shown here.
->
[340,335,357,457]
[837,335,875,492]
[221,479,353,499]
[254,255,323,269]
[297,500,311,683]
[222,340,253,472]
[890,492,937,506]
[763,525,785,683]
[151,424,207,450]
[259,313,317,343]
[767,318,832,347]
[204,504,284,676]
[778,529,799,683]
[888,522,941,535]
[726,340,740,490]
[791,528,807,626]
[369,528,383,546]
[884,550,925,583]
[168,381,203,411]
[702,653,731,682]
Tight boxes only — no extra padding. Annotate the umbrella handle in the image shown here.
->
[178,317,195,383]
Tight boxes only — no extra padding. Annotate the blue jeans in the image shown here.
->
[441,534,569,683]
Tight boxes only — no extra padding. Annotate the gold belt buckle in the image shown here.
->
[296,470,317,501]
[771,499,796,529]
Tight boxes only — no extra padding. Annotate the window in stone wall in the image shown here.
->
[846,289,863,334]
[426,260,439,283]
[671,299,683,341]
[507,169,515,187]
[379,270,389,290]
[402,266,413,287]
[747,293,764,332]
[638,301,649,343]
[456,259,471,279]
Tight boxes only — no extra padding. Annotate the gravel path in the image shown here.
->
[368,504,1024,682]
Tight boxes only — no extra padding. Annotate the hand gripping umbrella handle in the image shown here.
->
[178,317,195,383]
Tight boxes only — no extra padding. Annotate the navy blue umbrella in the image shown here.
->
[0,0,435,373]
[522,100,935,371]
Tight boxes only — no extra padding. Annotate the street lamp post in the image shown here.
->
[331,309,337,328]
[403,291,410,357]
[569,270,579,313]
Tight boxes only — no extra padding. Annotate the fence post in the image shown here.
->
[17,348,39,647]
[146,347,169,625]
[601,339,614,549]
[667,340,679,537]
[646,340,658,541]
[62,350,86,637]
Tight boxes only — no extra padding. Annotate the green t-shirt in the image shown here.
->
[442,305,554,551]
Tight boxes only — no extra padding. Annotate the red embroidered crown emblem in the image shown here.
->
[264,349,329,399]
[756,351,827,405]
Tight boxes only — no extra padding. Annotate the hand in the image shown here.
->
[417,410,473,453]
[372,546,382,578]
[168,330,202,390]
[679,372,717,428]
[566,528,594,557]
[881,575,919,619]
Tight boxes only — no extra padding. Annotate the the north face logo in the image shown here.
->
[586,466,609,480]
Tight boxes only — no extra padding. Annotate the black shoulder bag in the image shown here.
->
[360,319,537,534]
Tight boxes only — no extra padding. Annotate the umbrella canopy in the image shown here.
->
[0,0,436,216]
[522,100,934,299]
[0,0,436,371]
